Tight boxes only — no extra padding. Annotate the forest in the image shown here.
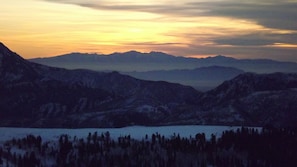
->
[0,127,296,167]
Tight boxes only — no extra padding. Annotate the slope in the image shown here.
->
[0,42,201,127]
[2,42,297,127]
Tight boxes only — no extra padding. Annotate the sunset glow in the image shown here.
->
[1,0,296,61]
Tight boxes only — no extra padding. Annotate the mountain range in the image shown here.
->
[0,43,200,127]
[29,51,297,90]
[1,42,297,127]
[30,51,297,73]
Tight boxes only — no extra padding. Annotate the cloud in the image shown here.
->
[118,38,296,62]
[42,0,297,61]
[44,0,172,13]
[198,0,297,31]
[119,32,297,62]
[123,42,186,46]
[214,32,297,46]
[176,43,297,62]
[44,0,297,31]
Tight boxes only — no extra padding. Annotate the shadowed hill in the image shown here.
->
[1,42,297,127]
[0,42,201,127]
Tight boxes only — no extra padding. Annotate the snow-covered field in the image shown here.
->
[0,125,260,143]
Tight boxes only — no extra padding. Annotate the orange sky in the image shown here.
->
[1,0,297,61]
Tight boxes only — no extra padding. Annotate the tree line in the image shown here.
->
[0,127,297,167]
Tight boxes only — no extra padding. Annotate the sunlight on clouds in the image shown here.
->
[1,0,186,57]
[1,0,165,56]
[0,0,296,61]
[170,17,267,47]
[56,0,185,5]
[272,43,297,48]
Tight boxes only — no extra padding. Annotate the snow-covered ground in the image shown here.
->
[0,125,261,143]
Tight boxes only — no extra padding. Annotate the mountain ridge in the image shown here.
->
[0,42,40,83]
[1,42,297,127]
[29,50,297,90]
[0,42,202,127]
[29,50,297,73]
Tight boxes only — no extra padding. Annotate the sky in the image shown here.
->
[1,0,297,61]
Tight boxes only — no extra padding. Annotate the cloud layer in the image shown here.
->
[1,0,296,61]
[45,0,297,30]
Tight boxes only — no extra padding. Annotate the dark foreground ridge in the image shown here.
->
[1,127,297,167]
[1,42,297,128]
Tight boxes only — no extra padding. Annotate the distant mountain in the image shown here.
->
[124,66,244,91]
[29,51,188,72]
[29,51,297,90]
[29,52,297,73]
[2,42,297,128]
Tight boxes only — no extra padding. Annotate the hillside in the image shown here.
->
[0,42,201,127]
[197,73,297,127]
[1,42,297,127]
